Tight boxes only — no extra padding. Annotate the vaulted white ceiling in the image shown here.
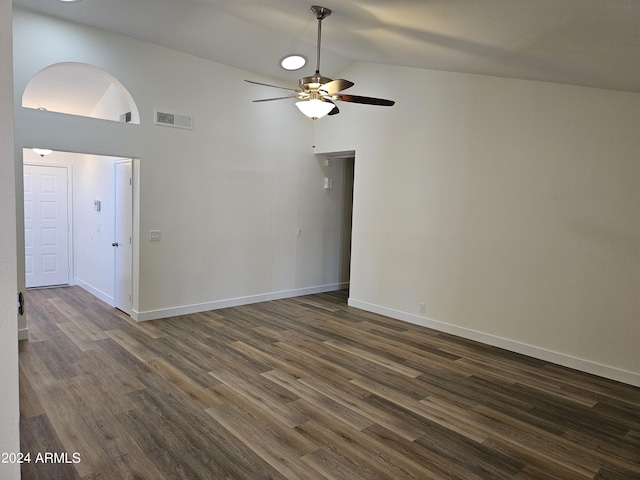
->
[12,0,640,92]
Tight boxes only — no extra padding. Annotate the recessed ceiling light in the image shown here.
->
[32,148,53,157]
[58,0,83,3]
[280,54,307,71]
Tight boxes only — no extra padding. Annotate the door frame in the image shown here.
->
[114,158,133,315]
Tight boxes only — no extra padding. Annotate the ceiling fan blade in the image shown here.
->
[252,97,292,102]
[245,79,296,92]
[328,104,340,116]
[322,79,354,94]
[337,94,395,106]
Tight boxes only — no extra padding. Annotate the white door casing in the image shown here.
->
[114,160,133,314]
[23,164,70,288]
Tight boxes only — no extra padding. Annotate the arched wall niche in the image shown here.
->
[22,62,140,124]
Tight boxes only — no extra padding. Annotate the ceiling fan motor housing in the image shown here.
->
[300,74,333,91]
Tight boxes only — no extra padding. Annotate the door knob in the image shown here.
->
[112,242,119,247]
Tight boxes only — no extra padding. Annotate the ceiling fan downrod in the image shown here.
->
[311,6,331,75]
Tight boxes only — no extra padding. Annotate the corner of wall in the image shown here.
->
[0,0,21,476]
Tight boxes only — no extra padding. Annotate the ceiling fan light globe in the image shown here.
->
[295,99,335,120]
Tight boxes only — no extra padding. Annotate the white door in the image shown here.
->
[23,164,70,288]
[114,160,133,314]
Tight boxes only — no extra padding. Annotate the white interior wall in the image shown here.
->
[316,62,640,386]
[0,0,20,477]
[13,9,348,322]
[73,154,117,302]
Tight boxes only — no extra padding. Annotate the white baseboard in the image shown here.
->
[18,327,28,341]
[132,283,349,322]
[75,280,114,307]
[348,298,640,388]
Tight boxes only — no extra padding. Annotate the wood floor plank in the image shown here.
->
[454,356,600,408]
[291,399,443,480]
[350,375,489,443]
[316,318,464,370]
[413,422,529,479]
[210,383,317,457]
[33,382,116,478]
[66,388,168,480]
[362,422,490,480]
[19,367,45,419]
[117,405,214,480]
[231,340,308,379]
[298,374,425,441]
[473,405,608,477]
[19,345,58,393]
[119,313,167,339]
[19,286,640,479]
[261,369,375,431]
[22,290,68,338]
[48,297,110,342]
[324,339,423,378]
[92,337,153,377]
[56,322,101,352]
[481,436,594,479]
[144,355,221,404]
[562,428,640,466]
[126,373,283,479]
[78,346,146,393]
[162,328,224,365]
[28,330,83,380]
[105,328,157,363]
[273,340,361,382]
[301,446,380,480]
[208,367,305,428]
[20,414,82,480]
[205,385,323,480]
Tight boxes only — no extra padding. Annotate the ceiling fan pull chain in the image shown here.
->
[312,120,316,148]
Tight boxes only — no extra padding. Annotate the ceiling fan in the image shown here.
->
[246,5,395,120]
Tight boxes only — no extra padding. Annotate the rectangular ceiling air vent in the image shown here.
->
[154,110,192,129]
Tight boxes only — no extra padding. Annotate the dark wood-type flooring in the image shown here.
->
[19,286,640,479]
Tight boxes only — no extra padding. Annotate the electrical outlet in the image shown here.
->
[420,303,426,314]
